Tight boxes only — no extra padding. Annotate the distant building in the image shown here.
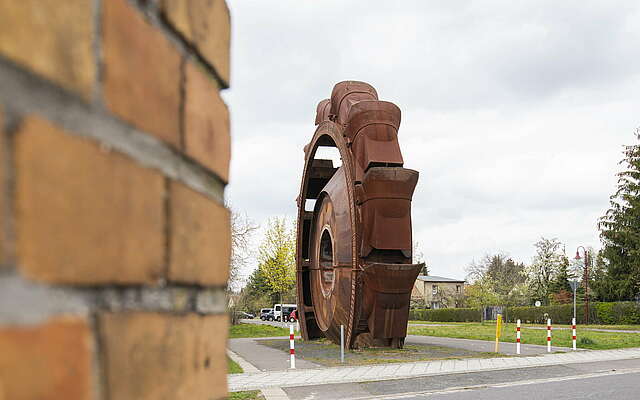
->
[411,275,466,309]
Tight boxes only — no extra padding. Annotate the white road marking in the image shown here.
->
[348,367,640,400]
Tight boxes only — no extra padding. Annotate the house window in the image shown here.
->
[432,285,438,295]
[456,285,461,293]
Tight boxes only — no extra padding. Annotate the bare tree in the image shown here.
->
[413,241,429,275]
[228,208,259,292]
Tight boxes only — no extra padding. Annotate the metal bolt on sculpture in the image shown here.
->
[296,81,424,349]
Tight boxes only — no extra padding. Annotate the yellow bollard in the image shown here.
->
[495,314,502,353]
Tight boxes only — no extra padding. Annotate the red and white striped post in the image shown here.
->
[572,317,577,350]
[289,324,296,369]
[516,319,521,354]
[547,318,552,352]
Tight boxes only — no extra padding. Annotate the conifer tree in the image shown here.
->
[598,128,640,301]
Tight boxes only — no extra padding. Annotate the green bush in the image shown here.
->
[504,302,640,325]
[579,337,595,345]
[409,307,481,322]
[410,302,640,325]
[503,304,575,324]
[596,303,616,325]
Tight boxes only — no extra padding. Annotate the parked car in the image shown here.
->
[280,306,297,322]
[289,309,297,322]
[264,311,275,321]
[273,303,297,321]
[235,311,254,319]
[260,308,273,321]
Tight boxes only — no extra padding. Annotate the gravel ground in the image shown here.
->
[256,338,496,367]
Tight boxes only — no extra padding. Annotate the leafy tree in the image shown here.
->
[465,253,528,306]
[549,261,572,296]
[527,237,567,305]
[464,281,501,308]
[598,128,640,301]
[590,250,612,300]
[238,267,279,313]
[551,290,573,304]
[257,217,296,304]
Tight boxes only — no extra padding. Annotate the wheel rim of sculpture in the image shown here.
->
[296,81,423,349]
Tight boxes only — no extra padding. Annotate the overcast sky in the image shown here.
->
[221,1,640,283]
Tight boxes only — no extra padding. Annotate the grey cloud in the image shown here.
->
[225,1,640,279]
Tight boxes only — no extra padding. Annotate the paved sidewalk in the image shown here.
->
[228,348,290,400]
[228,337,320,371]
[228,347,640,392]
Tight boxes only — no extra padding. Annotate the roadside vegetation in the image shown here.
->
[408,322,640,350]
[229,390,263,400]
[227,356,243,374]
[229,323,290,338]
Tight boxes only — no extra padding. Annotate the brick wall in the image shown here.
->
[0,0,231,399]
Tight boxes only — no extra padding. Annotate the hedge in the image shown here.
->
[410,302,640,325]
[504,302,640,324]
[409,307,481,322]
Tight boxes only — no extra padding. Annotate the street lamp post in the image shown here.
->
[569,279,579,323]
[575,246,590,324]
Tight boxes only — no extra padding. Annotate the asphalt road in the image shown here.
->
[283,358,640,400]
[379,370,640,399]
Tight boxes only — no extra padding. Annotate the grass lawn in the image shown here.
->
[228,390,263,400]
[409,321,640,331]
[227,356,243,374]
[408,322,640,350]
[229,323,290,338]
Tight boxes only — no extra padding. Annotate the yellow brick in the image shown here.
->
[0,0,95,98]
[103,0,181,146]
[16,116,165,284]
[0,316,93,400]
[100,312,228,400]
[184,61,230,182]
[0,107,5,265]
[169,182,230,285]
[162,0,231,85]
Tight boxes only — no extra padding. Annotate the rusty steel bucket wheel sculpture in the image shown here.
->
[295,81,424,349]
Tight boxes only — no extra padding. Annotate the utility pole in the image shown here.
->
[575,246,590,324]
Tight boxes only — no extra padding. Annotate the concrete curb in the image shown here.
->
[228,347,640,392]
[227,349,260,373]
[227,348,290,399]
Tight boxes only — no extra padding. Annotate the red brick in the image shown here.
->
[0,316,92,400]
[184,61,230,182]
[162,0,231,85]
[0,0,95,99]
[16,117,165,284]
[100,312,228,400]
[103,0,181,146]
[169,182,230,285]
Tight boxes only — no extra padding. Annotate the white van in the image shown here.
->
[273,303,297,322]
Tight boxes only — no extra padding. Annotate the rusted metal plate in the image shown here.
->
[296,81,423,349]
